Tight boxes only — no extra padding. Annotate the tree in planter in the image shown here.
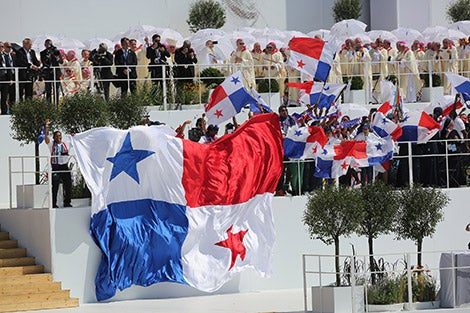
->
[447,0,470,22]
[187,0,226,33]
[332,0,362,22]
[10,98,57,184]
[421,73,442,88]
[58,93,109,133]
[357,181,399,285]
[343,76,363,90]
[108,94,147,129]
[304,185,363,286]
[396,184,449,267]
[200,67,224,87]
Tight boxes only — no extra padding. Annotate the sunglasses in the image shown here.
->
[238,42,245,45]
[267,46,273,49]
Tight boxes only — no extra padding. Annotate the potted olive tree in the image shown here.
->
[304,185,364,313]
[10,98,57,208]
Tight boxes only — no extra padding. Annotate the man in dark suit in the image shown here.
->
[40,39,63,104]
[1,42,16,113]
[0,41,9,114]
[90,43,114,101]
[14,38,40,100]
[114,37,137,96]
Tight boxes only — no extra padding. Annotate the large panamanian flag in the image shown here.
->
[72,114,283,301]
[287,37,336,82]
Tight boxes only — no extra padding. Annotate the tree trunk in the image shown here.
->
[369,236,376,284]
[35,143,40,185]
[417,239,422,268]
[335,237,341,287]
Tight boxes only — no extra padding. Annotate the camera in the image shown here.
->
[212,41,218,45]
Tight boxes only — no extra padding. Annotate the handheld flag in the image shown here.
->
[205,71,258,125]
[445,72,470,104]
[283,125,327,159]
[398,111,441,143]
[250,87,273,114]
[287,37,336,82]
[299,83,346,110]
[371,111,403,141]
[37,125,46,144]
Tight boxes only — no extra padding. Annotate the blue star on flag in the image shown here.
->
[375,143,383,151]
[381,118,388,125]
[231,76,241,85]
[107,132,155,184]
[294,130,302,136]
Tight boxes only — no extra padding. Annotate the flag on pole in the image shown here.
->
[398,111,441,143]
[299,83,346,109]
[287,37,336,82]
[72,113,283,301]
[37,125,46,145]
[445,72,470,103]
[283,125,327,159]
[205,71,258,125]
[250,87,273,114]
[371,111,403,141]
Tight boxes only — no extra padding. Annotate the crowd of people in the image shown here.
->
[2,33,470,114]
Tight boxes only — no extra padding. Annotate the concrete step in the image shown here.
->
[0,265,44,276]
[0,297,79,313]
[0,240,18,249]
[0,248,26,259]
[0,257,35,267]
[0,232,9,241]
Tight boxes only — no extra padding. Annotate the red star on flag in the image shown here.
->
[215,109,223,118]
[215,225,248,270]
[341,161,349,170]
[297,59,305,68]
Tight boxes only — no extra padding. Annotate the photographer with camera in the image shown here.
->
[40,39,63,104]
[90,43,114,100]
[146,34,170,86]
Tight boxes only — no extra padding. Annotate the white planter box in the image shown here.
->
[403,301,440,310]
[71,198,91,207]
[16,184,50,209]
[260,92,281,112]
[368,303,403,312]
[312,285,365,313]
[344,90,366,104]
[420,87,444,102]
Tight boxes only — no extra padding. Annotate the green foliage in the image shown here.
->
[408,271,438,302]
[10,98,57,144]
[367,275,405,305]
[386,75,398,84]
[332,0,362,22]
[187,0,226,33]
[304,185,363,286]
[135,82,164,106]
[71,171,91,199]
[58,93,109,133]
[176,82,200,104]
[108,94,148,129]
[421,74,442,88]
[257,79,280,93]
[396,185,448,266]
[447,0,470,22]
[200,67,225,86]
[202,82,219,102]
[357,181,399,240]
[343,76,364,90]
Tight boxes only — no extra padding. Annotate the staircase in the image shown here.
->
[0,226,79,312]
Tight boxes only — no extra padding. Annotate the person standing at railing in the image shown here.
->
[129,38,149,86]
[114,37,137,96]
[0,41,11,114]
[262,42,285,99]
[369,39,388,103]
[457,38,470,78]
[338,39,353,80]
[43,119,72,208]
[412,40,426,78]
[229,39,256,89]
[395,41,422,103]
[441,38,459,95]
[145,34,169,87]
[351,37,372,93]
[15,38,40,100]
[383,39,397,77]
[90,43,114,101]
[2,42,16,113]
[40,39,63,104]
[251,42,264,78]
[174,40,198,88]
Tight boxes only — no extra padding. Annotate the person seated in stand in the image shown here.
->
[199,124,219,144]
[43,119,73,208]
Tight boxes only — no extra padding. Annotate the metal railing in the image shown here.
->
[302,250,470,312]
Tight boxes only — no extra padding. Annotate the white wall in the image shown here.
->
[0,188,468,303]
[1,0,286,44]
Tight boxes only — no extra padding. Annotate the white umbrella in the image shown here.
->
[422,26,448,38]
[160,28,184,47]
[191,35,233,62]
[226,31,257,50]
[449,21,470,35]
[307,29,331,40]
[56,37,85,52]
[330,19,367,39]
[115,24,159,42]
[192,28,226,40]
[391,27,424,46]
[251,27,287,42]
[84,37,114,52]
[31,34,59,52]
[366,30,398,43]
[351,33,372,44]
[425,28,467,43]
